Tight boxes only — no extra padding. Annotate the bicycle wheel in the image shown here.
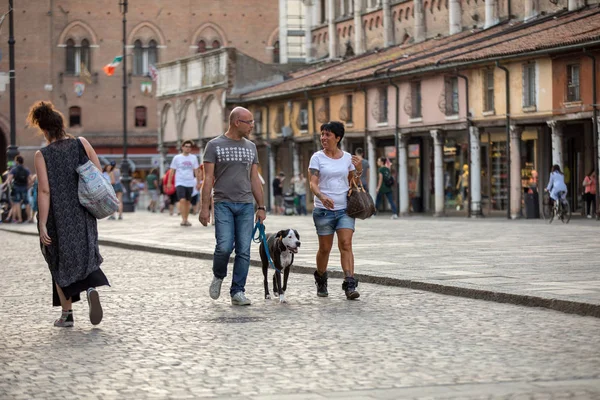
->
[562,199,571,224]
[542,203,552,221]
[548,204,556,224]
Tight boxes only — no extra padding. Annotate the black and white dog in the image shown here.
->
[259,229,301,303]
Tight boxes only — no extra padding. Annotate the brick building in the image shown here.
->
[0,0,280,171]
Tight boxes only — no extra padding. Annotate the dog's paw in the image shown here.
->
[279,294,286,303]
[265,294,271,300]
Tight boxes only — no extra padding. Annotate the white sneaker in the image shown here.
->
[587,215,592,219]
[391,214,398,220]
[231,291,251,306]
[209,276,224,300]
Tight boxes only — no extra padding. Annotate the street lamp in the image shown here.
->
[119,0,134,212]
[5,0,18,166]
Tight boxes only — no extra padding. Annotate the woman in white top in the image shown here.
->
[309,121,363,300]
[545,164,568,206]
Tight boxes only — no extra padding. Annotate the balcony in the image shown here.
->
[156,49,228,98]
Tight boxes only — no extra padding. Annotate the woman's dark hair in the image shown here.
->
[379,157,387,164]
[15,155,24,165]
[588,169,595,176]
[181,140,194,148]
[320,121,345,148]
[26,101,67,141]
[149,168,157,175]
[551,164,563,174]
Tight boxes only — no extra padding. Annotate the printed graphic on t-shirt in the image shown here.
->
[215,145,254,169]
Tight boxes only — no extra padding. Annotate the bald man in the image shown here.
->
[201,107,266,306]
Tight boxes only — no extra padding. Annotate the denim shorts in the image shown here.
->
[11,185,29,205]
[312,208,355,236]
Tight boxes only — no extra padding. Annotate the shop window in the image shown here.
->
[484,69,495,112]
[299,101,309,130]
[410,81,422,118]
[522,62,536,108]
[378,87,388,123]
[65,38,90,75]
[567,64,580,102]
[197,40,207,53]
[133,39,159,76]
[445,77,459,115]
[135,106,147,127]
[254,110,263,134]
[69,106,81,127]
[346,95,353,124]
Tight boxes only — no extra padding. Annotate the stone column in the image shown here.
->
[269,144,276,211]
[524,0,539,21]
[398,134,410,215]
[413,0,425,43]
[547,120,564,170]
[197,142,205,165]
[484,0,499,29]
[314,0,322,24]
[158,144,167,178]
[327,0,338,59]
[382,0,393,47]
[367,134,377,199]
[304,0,314,62]
[353,0,364,55]
[430,130,445,217]
[279,0,289,64]
[449,0,461,35]
[292,141,300,177]
[469,126,483,217]
[509,125,523,219]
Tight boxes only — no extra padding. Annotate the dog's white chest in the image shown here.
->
[280,251,293,268]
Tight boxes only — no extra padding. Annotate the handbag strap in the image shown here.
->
[76,138,90,166]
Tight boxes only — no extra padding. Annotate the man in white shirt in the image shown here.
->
[169,140,200,226]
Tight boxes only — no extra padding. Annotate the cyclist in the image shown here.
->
[545,164,567,209]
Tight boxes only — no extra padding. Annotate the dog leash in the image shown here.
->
[252,221,281,273]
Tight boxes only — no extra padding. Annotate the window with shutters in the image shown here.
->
[445,77,459,115]
[65,38,91,75]
[484,69,495,112]
[411,81,422,119]
[135,106,147,127]
[522,63,536,108]
[69,106,82,127]
[133,39,159,76]
[566,64,581,102]
[299,101,309,130]
[346,95,353,124]
[378,87,388,123]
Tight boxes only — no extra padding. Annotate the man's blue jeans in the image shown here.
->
[213,202,255,296]
[376,191,398,215]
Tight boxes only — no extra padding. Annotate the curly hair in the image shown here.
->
[26,101,67,142]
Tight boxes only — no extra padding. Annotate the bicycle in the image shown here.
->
[544,190,571,224]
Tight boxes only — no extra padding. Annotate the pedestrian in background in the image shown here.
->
[583,169,596,218]
[201,107,266,306]
[1,155,32,223]
[376,157,398,219]
[272,172,285,215]
[309,121,362,300]
[29,174,38,223]
[106,162,123,220]
[354,147,369,189]
[28,100,109,328]
[161,168,177,215]
[169,140,200,226]
[146,168,159,212]
[292,172,307,215]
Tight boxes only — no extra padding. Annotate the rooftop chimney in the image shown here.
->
[484,0,499,29]
[524,0,539,21]
[449,0,461,35]
[413,0,425,43]
[568,0,585,11]
[383,0,394,47]
[354,0,364,54]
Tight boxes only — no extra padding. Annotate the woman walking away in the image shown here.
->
[29,101,109,327]
[583,169,597,218]
[309,121,363,300]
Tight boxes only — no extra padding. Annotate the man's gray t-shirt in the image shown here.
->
[203,134,259,203]
[360,159,369,187]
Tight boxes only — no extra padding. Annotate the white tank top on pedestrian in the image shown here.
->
[309,150,355,211]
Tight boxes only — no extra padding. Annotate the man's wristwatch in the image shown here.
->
[257,206,266,211]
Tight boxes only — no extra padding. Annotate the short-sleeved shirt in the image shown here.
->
[309,150,355,211]
[10,165,30,188]
[146,174,158,190]
[203,134,259,204]
[379,167,392,194]
[272,178,283,196]
[170,154,199,188]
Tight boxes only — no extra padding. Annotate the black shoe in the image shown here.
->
[314,271,328,297]
[342,277,360,300]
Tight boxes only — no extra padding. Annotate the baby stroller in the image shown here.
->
[283,192,296,216]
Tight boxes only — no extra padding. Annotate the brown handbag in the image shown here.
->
[346,176,376,220]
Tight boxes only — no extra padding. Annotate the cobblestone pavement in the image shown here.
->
[2,211,600,310]
[1,232,600,399]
